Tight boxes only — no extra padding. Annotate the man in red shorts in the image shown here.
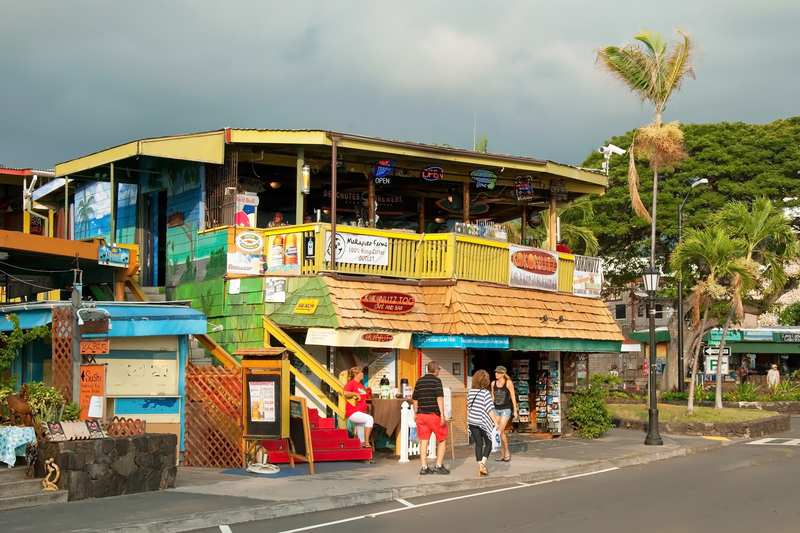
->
[412,361,449,475]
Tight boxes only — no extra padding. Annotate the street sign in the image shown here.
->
[702,346,731,356]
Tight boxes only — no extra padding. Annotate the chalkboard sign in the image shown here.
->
[244,372,282,438]
[288,396,314,474]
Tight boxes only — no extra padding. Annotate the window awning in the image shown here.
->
[509,337,622,353]
[0,309,54,332]
[82,305,207,338]
[629,329,671,343]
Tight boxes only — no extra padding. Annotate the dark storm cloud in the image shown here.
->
[1,0,798,170]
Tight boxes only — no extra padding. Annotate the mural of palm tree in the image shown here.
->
[76,196,96,238]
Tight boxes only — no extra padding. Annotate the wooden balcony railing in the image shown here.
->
[218,225,585,294]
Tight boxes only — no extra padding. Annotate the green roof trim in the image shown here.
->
[629,330,671,343]
[729,342,800,354]
[509,338,622,353]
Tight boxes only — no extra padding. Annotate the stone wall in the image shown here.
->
[612,414,790,438]
[662,400,800,414]
[36,434,177,501]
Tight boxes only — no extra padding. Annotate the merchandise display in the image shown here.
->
[535,360,561,433]
[511,359,531,426]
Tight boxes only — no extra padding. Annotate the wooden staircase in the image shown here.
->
[261,408,372,463]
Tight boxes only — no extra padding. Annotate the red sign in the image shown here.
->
[370,347,393,354]
[360,292,416,314]
[79,365,106,421]
[362,333,394,343]
[510,250,558,275]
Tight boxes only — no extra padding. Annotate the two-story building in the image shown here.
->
[38,129,624,438]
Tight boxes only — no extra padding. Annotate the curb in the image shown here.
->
[72,440,725,533]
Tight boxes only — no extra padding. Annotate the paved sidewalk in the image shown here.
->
[2,429,732,533]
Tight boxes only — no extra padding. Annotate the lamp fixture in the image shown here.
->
[322,208,331,216]
[540,315,548,322]
[642,266,661,293]
[301,164,311,195]
[557,316,564,323]
[269,181,282,189]
[434,217,445,224]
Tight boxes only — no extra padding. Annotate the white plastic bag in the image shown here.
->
[491,427,502,453]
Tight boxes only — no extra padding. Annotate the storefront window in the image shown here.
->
[563,353,588,391]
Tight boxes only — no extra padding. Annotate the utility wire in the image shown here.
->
[0,259,73,274]
[0,267,63,291]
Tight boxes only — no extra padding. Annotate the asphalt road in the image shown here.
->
[193,428,800,533]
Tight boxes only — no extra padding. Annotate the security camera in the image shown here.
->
[599,144,626,156]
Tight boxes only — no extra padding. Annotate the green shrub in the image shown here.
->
[661,391,689,402]
[566,382,612,439]
[608,391,631,399]
[729,383,760,402]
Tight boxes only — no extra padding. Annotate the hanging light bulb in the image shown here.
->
[301,164,311,195]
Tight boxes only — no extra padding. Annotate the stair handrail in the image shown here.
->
[194,334,241,370]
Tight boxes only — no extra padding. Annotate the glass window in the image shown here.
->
[615,304,626,319]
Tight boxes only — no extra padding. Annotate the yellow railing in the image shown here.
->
[218,224,585,293]
[454,235,509,285]
[558,254,575,294]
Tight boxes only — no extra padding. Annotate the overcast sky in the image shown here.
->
[2,1,798,170]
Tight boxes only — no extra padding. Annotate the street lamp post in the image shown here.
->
[676,178,709,392]
[643,266,663,446]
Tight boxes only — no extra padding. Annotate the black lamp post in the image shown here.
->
[643,266,663,446]
[676,178,709,392]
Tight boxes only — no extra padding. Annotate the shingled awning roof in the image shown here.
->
[422,282,623,341]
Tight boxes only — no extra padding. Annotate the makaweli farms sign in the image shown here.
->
[360,292,416,314]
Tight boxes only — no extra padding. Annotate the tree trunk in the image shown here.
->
[687,307,710,415]
[714,305,737,409]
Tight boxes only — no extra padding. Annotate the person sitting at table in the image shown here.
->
[342,367,374,448]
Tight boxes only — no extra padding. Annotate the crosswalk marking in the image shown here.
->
[747,438,800,446]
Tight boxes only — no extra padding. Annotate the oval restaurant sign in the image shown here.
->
[360,292,416,314]
[362,332,394,343]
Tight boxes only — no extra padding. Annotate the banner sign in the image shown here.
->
[325,231,389,266]
[710,330,741,342]
[98,245,130,268]
[412,334,509,349]
[360,292,416,314]
[266,232,303,275]
[781,332,800,343]
[572,255,602,298]
[306,327,411,349]
[509,244,559,292]
[227,230,265,275]
[742,330,773,341]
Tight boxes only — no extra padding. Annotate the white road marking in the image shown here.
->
[748,438,778,445]
[782,439,800,446]
[219,526,233,533]
[275,468,619,533]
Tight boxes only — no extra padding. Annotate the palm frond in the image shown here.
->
[627,144,651,221]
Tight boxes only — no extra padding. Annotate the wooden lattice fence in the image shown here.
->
[184,364,244,468]
[51,307,73,402]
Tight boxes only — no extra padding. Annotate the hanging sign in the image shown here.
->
[80,340,109,355]
[325,231,389,266]
[422,166,444,182]
[294,299,319,314]
[509,244,559,291]
[573,255,602,298]
[360,292,416,314]
[471,169,497,190]
[515,175,534,200]
[98,245,130,268]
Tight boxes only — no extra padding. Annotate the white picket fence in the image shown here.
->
[398,401,437,463]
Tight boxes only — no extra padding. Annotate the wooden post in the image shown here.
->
[330,136,339,270]
[64,176,69,239]
[110,163,115,243]
[368,176,375,228]
[418,198,425,233]
[548,191,557,250]
[462,181,469,223]
[520,205,527,244]
[296,148,305,225]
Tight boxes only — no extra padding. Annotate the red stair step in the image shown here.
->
[309,428,349,439]
[316,417,335,429]
[311,438,362,450]
[266,447,373,463]
[261,439,290,452]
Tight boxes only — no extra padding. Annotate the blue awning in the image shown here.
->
[413,334,509,349]
[83,305,207,337]
[0,309,53,332]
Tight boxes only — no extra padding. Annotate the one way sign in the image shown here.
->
[702,346,731,356]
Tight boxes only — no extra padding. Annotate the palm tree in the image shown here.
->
[76,196,96,238]
[596,28,695,268]
[504,198,599,256]
[670,227,752,413]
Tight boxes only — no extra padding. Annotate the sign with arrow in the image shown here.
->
[702,346,731,356]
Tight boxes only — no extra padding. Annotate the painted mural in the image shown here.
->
[72,182,137,244]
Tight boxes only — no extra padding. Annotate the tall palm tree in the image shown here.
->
[504,198,599,256]
[670,227,752,413]
[596,28,695,268]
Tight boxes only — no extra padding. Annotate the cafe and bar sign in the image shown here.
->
[98,245,130,268]
[509,244,559,292]
[305,327,411,349]
[360,292,416,314]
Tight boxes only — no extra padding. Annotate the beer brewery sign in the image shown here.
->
[325,231,389,266]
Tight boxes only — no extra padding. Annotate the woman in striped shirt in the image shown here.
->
[467,370,499,477]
